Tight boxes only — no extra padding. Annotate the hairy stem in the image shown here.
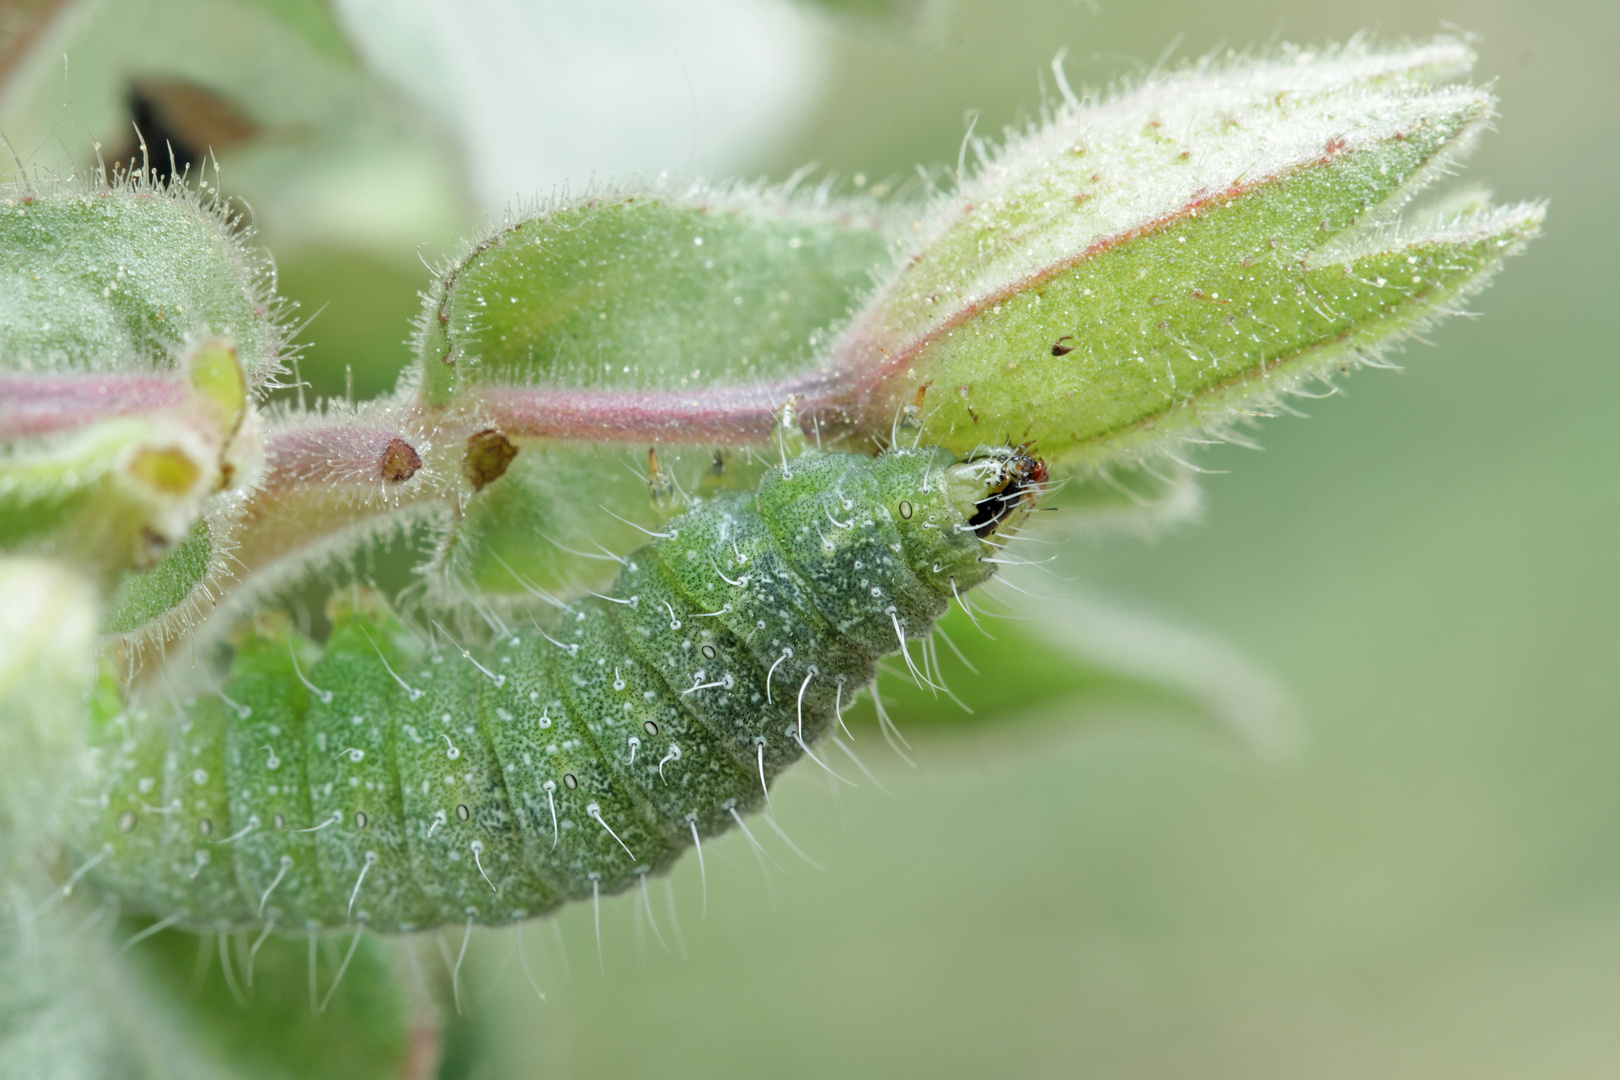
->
[472,375,849,446]
[0,372,190,439]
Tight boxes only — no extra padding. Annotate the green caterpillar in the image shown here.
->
[74,445,1045,933]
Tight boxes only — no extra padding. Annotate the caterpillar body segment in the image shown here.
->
[75,446,1046,932]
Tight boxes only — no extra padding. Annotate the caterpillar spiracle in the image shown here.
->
[73,444,1046,933]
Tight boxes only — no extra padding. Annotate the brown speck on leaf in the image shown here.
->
[463,429,518,491]
[380,438,422,482]
[1051,336,1076,357]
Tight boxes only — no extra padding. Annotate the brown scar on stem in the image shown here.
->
[463,429,518,491]
[379,438,422,482]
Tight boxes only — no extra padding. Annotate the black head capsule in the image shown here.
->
[961,450,1048,539]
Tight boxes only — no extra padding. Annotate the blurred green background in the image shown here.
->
[7,0,1615,1076]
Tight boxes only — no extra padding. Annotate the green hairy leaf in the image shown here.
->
[826,39,1544,470]
[0,181,283,382]
[103,520,217,635]
[414,186,895,409]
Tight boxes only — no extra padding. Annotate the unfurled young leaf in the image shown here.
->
[817,38,1544,470]
[387,39,1543,606]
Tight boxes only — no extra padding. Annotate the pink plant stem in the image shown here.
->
[0,372,188,438]
[475,376,851,445]
[229,420,444,592]
[260,422,427,491]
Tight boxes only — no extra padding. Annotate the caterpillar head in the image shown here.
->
[874,446,1048,596]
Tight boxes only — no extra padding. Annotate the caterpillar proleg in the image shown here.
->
[74,444,1046,932]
